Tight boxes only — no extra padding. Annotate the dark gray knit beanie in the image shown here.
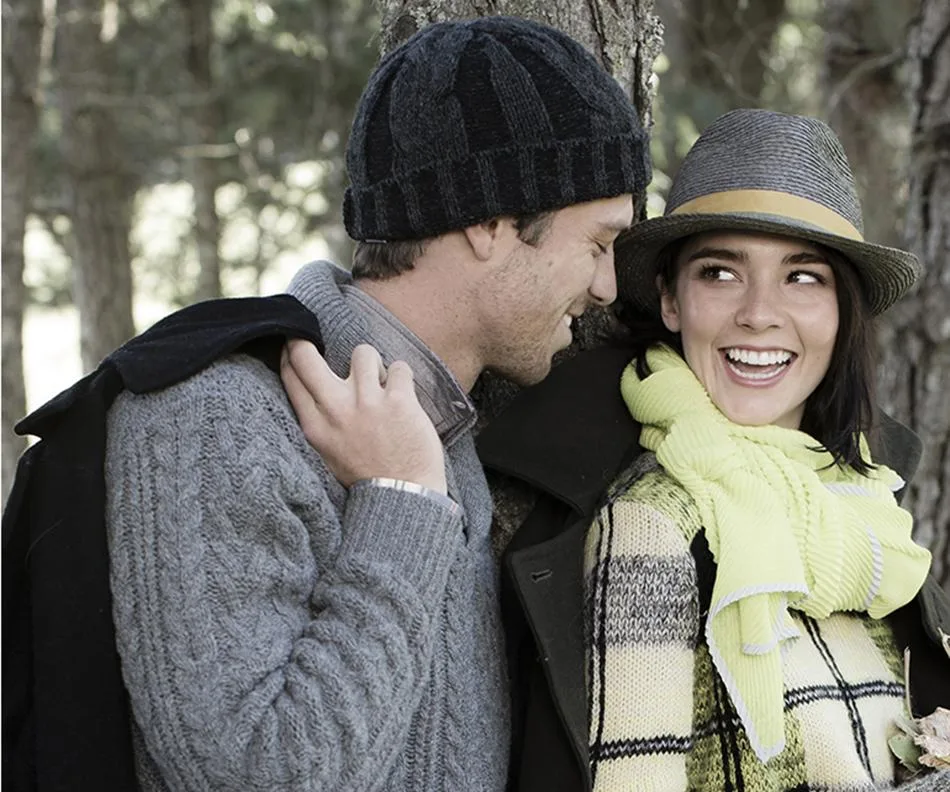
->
[343,16,651,241]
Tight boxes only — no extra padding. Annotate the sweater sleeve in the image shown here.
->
[105,356,464,792]
[584,493,700,792]
[897,770,950,790]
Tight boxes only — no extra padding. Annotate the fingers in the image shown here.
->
[350,344,387,393]
[283,339,342,402]
[280,355,327,443]
[385,359,415,394]
[281,340,414,416]
[279,340,441,490]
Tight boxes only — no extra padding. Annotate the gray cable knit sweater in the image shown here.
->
[105,261,509,791]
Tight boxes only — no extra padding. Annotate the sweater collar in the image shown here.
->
[287,261,476,446]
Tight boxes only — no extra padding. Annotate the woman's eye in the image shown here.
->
[594,242,609,257]
[788,270,825,285]
[699,265,736,281]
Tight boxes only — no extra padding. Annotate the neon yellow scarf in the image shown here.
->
[620,345,931,762]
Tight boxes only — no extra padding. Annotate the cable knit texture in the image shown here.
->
[105,261,509,791]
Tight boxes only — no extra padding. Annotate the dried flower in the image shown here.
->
[888,648,950,774]
[915,708,950,770]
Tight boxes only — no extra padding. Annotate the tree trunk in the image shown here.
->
[58,0,137,371]
[374,0,662,553]
[877,0,950,588]
[2,0,45,499]
[377,0,662,103]
[180,0,222,302]
[821,0,917,250]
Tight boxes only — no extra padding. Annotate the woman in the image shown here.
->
[584,109,938,790]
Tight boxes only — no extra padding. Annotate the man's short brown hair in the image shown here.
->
[351,239,430,280]
[350,211,555,280]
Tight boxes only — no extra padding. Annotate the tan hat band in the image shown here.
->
[670,190,864,241]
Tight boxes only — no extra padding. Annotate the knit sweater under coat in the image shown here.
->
[586,461,910,791]
[104,261,509,792]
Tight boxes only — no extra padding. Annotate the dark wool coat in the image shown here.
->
[2,295,324,792]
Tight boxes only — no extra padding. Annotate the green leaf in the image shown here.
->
[889,732,922,772]
[894,714,921,737]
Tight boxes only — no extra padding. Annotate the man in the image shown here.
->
[105,15,649,791]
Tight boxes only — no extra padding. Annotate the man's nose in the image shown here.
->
[590,253,618,307]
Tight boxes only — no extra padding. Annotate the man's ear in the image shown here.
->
[658,275,681,333]
[462,218,504,261]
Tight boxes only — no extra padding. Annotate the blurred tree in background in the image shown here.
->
[652,0,789,179]
[2,0,947,582]
[58,0,138,370]
[877,0,950,587]
[2,0,44,501]
[26,0,379,308]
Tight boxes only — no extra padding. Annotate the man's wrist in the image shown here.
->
[351,477,461,517]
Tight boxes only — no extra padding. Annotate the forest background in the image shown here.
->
[3,0,948,585]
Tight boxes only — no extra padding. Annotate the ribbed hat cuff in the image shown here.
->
[344,130,651,241]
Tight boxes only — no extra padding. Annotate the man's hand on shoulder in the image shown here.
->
[281,340,447,494]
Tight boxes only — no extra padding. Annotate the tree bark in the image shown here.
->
[821,0,918,250]
[180,0,222,302]
[2,0,45,499]
[377,0,662,103]
[374,0,662,552]
[58,0,137,371]
[877,0,950,588]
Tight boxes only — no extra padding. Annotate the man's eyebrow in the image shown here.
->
[598,219,634,235]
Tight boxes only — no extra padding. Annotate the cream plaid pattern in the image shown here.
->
[586,471,906,792]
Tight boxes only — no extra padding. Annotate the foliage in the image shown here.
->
[26,0,378,308]
[648,0,824,214]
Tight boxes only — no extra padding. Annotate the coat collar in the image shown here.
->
[478,347,639,517]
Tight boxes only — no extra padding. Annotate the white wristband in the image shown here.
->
[354,477,462,517]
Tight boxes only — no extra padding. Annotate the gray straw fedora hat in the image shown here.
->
[616,108,920,316]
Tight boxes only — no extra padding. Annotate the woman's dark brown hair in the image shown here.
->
[617,234,877,474]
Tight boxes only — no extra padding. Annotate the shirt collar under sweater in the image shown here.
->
[286,260,476,447]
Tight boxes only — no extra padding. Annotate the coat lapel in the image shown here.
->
[507,519,589,768]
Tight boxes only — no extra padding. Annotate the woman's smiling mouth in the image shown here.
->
[721,347,796,384]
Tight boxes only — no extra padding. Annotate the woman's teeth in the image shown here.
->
[724,348,792,366]
[723,348,792,381]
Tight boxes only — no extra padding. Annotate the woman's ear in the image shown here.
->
[658,275,681,333]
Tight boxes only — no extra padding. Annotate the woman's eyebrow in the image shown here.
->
[684,246,744,263]
[783,251,831,265]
